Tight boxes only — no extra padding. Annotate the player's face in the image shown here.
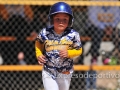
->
[53,13,69,34]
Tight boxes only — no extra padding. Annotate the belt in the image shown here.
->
[58,70,70,74]
[44,65,71,75]
[62,71,70,74]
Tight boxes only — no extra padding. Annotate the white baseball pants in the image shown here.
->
[42,70,72,90]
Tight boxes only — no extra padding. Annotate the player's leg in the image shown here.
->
[56,73,72,90]
[42,70,59,90]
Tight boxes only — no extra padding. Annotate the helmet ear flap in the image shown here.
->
[69,16,73,27]
[49,14,55,26]
[49,15,53,25]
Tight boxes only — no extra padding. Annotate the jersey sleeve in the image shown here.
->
[35,41,44,58]
[68,32,82,58]
[72,32,82,49]
[35,28,46,57]
[36,28,46,43]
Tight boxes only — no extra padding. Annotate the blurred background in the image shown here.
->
[0,0,120,90]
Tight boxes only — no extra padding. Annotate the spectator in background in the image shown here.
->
[112,22,120,64]
[0,5,9,21]
[85,59,97,90]
[1,5,37,64]
[86,0,120,89]
[87,0,120,63]
[17,52,26,65]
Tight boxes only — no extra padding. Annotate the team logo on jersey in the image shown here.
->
[45,38,73,52]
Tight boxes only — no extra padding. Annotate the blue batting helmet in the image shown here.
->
[49,2,73,27]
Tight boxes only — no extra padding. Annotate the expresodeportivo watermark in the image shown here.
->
[57,72,120,79]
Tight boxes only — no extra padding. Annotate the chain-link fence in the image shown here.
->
[1,1,120,65]
[0,66,120,90]
[0,0,120,90]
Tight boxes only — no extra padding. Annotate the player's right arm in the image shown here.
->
[35,40,46,65]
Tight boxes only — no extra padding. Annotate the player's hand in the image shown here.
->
[37,55,46,65]
[59,49,68,58]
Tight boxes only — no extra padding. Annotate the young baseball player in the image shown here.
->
[35,2,82,90]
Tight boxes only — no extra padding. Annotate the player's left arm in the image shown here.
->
[59,32,82,58]
[68,32,82,58]
[67,48,82,58]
